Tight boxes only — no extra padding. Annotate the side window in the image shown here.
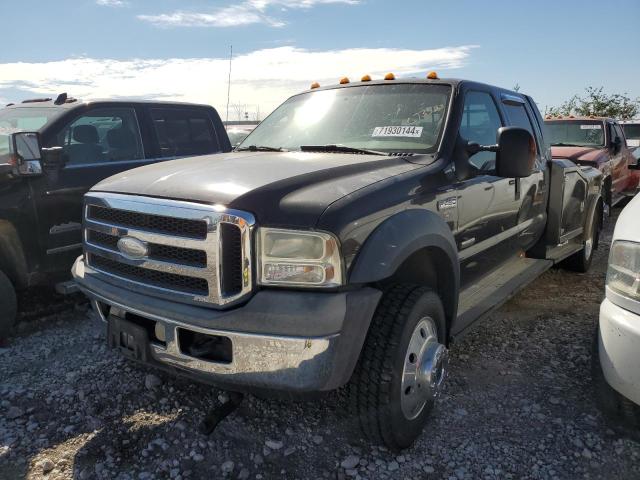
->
[608,123,617,144]
[460,91,502,170]
[57,108,143,165]
[503,102,534,135]
[150,109,220,157]
[614,123,627,147]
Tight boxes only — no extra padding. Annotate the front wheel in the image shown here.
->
[0,270,17,340]
[348,285,448,450]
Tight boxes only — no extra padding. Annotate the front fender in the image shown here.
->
[349,209,460,323]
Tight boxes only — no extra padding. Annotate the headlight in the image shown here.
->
[258,228,343,287]
[607,240,640,302]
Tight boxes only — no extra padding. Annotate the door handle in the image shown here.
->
[484,185,494,191]
[508,179,516,185]
[460,238,476,249]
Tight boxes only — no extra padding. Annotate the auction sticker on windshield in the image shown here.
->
[580,125,602,130]
[372,126,423,137]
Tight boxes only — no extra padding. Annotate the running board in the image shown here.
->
[453,257,552,338]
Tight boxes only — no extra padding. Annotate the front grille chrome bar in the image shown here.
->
[83,192,255,308]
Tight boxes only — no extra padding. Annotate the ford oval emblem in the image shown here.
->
[117,236,148,260]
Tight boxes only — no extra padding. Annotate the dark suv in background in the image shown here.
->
[0,95,230,334]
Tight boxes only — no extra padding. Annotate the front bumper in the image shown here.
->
[72,256,381,393]
[598,296,640,406]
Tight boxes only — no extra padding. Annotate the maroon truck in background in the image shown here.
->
[544,116,638,209]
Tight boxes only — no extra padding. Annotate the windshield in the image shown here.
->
[545,120,605,147]
[239,83,451,154]
[622,123,640,140]
[0,107,61,155]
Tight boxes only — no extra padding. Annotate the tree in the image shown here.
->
[546,87,639,119]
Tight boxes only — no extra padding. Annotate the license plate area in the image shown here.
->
[107,315,150,361]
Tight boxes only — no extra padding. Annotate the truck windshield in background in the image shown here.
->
[622,123,640,143]
[0,107,61,155]
[622,124,640,140]
[239,83,451,154]
[545,120,605,147]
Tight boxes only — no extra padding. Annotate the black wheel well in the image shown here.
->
[0,221,28,288]
[382,247,457,341]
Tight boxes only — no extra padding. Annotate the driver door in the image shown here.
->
[31,105,150,276]
[454,90,519,285]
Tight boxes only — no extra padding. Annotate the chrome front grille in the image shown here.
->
[83,192,254,308]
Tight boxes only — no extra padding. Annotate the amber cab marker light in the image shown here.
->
[384,72,395,80]
[361,74,372,82]
[310,82,320,89]
[339,77,350,84]
[426,71,439,79]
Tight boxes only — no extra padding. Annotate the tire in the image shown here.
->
[562,205,600,273]
[592,324,640,440]
[0,270,17,339]
[348,285,448,450]
[604,177,613,216]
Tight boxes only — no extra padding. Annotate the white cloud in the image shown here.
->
[138,0,359,28]
[96,0,127,6]
[138,6,283,28]
[0,45,476,118]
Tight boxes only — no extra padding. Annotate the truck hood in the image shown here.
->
[92,150,425,227]
[550,146,607,163]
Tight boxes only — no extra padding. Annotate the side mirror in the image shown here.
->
[495,127,536,178]
[610,136,622,153]
[11,132,43,176]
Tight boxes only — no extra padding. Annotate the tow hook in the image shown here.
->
[198,391,244,435]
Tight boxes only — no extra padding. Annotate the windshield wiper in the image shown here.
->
[551,142,582,147]
[236,145,286,152]
[299,144,387,156]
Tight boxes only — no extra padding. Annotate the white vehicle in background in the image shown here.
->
[225,122,259,148]
[594,190,640,436]
[621,119,640,148]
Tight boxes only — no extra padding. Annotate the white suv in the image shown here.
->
[594,192,640,435]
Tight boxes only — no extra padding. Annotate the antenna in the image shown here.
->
[226,45,233,123]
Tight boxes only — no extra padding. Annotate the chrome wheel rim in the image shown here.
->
[400,317,448,420]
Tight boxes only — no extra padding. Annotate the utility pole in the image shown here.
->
[226,45,233,123]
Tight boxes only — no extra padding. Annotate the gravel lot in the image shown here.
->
[1,208,639,480]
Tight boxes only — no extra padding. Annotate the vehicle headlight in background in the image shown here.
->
[258,228,343,287]
[607,240,640,302]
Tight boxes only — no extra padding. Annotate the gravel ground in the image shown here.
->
[1,208,640,480]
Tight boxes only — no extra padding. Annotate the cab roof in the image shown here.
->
[300,77,526,99]
[544,116,611,122]
[4,98,212,110]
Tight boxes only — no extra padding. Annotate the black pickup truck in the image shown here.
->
[0,96,230,333]
[71,75,603,449]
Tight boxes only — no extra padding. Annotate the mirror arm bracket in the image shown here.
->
[466,142,498,155]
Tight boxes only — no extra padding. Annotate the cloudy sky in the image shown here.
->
[1,0,638,120]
